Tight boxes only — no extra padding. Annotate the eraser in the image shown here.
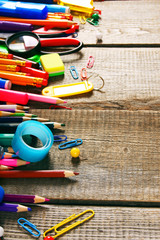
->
[40,53,65,77]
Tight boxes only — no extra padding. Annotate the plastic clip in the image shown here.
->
[54,135,67,142]
[87,56,94,68]
[43,209,95,240]
[58,138,83,150]
[70,66,79,80]
[17,218,41,237]
[81,68,87,81]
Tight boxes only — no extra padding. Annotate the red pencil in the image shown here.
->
[0,170,79,178]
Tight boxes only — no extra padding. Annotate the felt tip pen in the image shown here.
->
[0,78,12,89]
[0,51,12,59]
[0,71,47,87]
[0,1,48,20]
[0,58,32,67]
[0,16,78,27]
[0,21,33,32]
[0,64,20,72]
[0,89,67,105]
[20,66,49,79]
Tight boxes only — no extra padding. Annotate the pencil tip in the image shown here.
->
[45,198,50,202]
[74,172,79,175]
[61,123,65,126]
[28,207,32,211]
[64,101,67,103]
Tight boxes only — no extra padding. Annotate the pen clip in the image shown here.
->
[17,218,41,237]
[58,139,83,150]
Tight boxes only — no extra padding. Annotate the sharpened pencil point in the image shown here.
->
[74,172,79,175]
[61,123,65,126]
[28,207,32,211]
[45,198,50,202]
[64,101,67,103]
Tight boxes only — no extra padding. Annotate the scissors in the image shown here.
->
[0,30,83,58]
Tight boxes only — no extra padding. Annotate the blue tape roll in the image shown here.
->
[12,120,54,162]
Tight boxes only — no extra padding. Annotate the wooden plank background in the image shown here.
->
[1,1,160,239]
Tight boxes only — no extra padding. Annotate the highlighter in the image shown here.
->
[0,0,48,19]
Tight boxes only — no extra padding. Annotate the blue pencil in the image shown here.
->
[0,116,49,123]
[0,203,32,212]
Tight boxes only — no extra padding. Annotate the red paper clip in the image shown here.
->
[81,68,87,81]
[87,56,94,68]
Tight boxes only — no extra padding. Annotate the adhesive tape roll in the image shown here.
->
[12,120,54,162]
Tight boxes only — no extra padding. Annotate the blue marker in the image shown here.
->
[0,186,4,203]
[0,0,48,19]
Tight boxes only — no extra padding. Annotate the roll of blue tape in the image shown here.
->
[11,120,54,162]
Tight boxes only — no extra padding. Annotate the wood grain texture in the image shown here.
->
[77,1,160,45]
[1,205,160,240]
[1,109,160,203]
[13,47,160,110]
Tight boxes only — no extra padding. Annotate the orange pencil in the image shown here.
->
[0,64,20,72]
[0,58,32,67]
[0,16,77,28]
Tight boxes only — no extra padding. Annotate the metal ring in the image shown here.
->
[87,73,105,91]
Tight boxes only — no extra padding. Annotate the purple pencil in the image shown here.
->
[3,194,50,203]
[0,203,31,212]
[0,109,26,113]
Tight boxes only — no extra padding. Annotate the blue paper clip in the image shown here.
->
[58,138,83,150]
[70,66,79,80]
[17,218,41,238]
[54,135,67,142]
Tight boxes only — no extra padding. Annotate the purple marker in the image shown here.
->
[0,21,33,32]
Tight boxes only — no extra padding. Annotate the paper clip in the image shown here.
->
[87,56,94,69]
[58,138,83,150]
[70,66,79,80]
[80,68,87,81]
[54,135,67,142]
[43,209,95,240]
[17,218,41,238]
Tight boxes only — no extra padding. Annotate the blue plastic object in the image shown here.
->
[0,78,11,89]
[0,0,48,19]
[54,135,67,142]
[0,186,4,203]
[58,138,83,150]
[18,218,41,237]
[70,66,79,80]
[12,120,54,162]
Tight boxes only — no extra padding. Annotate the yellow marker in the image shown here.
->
[42,80,94,98]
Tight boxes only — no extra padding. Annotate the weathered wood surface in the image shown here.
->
[13,47,160,110]
[1,205,160,240]
[78,1,160,45]
[2,109,160,203]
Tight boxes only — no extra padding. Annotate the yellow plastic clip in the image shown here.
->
[43,209,95,240]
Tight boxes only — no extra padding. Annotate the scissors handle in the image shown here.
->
[40,38,81,47]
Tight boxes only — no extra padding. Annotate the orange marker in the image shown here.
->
[0,58,32,67]
[0,71,47,87]
[0,52,13,59]
[0,16,78,28]
[0,64,20,72]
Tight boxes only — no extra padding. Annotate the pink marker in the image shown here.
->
[0,89,67,105]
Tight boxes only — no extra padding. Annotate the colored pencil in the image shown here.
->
[3,146,14,153]
[0,116,49,123]
[0,110,36,118]
[0,109,26,113]
[3,194,50,203]
[1,152,17,159]
[0,104,29,110]
[0,203,31,212]
[0,170,79,178]
[0,165,13,170]
[0,159,30,167]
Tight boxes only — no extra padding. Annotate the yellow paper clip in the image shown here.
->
[43,209,95,240]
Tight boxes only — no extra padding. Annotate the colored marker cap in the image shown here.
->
[42,78,48,86]
[25,61,32,67]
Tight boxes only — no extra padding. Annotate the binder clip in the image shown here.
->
[43,209,95,240]
[17,218,41,238]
